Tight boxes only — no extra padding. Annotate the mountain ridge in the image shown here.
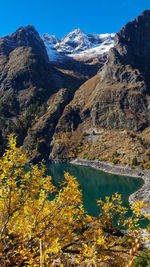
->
[0,23,106,161]
[0,11,150,167]
[50,10,150,167]
[41,30,115,62]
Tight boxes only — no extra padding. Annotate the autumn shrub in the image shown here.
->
[133,250,149,266]
[0,135,150,266]
[132,156,138,167]
[112,158,119,164]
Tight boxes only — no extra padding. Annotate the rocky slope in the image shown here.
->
[41,30,114,79]
[0,25,111,161]
[41,30,114,61]
[1,11,150,165]
[50,10,150,164]
[0,25,87,160]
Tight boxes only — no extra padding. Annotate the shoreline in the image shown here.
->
[71,158,150,216]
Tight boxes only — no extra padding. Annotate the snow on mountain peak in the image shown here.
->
[63,28,85,38]
[41,30,115,62]
[56,29,92,53]
[42,33,60,45]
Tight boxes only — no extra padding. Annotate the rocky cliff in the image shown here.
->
[1,11,150,165]
[50,10,150,164]
[0,25,105,161]
[41,30,114,79]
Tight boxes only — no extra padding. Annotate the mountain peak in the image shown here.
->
[60,28,86,42]
[64,28,85,37]
[141,9,150,17]
[41,30,114,61]
[17,24,37,32]
[41,33,60,44]
[0,25,49,62]
[101,10,150,85]
[114,9,150,57]
[13,24,40,40]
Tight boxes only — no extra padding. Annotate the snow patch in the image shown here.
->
[41,30,115,62]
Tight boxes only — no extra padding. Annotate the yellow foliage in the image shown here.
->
[0,135,149,266]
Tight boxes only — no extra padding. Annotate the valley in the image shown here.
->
[0,11,150,170]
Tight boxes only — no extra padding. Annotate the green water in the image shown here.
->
[46,163,144,218]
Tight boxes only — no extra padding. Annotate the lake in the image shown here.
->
[46,163,144,217]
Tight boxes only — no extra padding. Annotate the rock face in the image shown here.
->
[50,10,150,161]
[56,10,150,131]
[0,25,48,62]
[101,10,150,88]
[41,30,114,80]
[0,25,52,107]
[41,30,114,60]
[0,25,103,161]
[92,10,150,130]
[1,11,150,163]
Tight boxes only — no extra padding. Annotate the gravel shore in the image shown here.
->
[71,159,150,216]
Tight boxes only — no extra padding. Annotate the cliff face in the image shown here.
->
[50,10,150,162]
[59,10,150,131]
[0,25,56,111]
[1,11,150,163]
[90,10,150,130]
[0,25,101,161]
[101,10,150,89]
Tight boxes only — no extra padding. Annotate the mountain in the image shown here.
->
[50,10,150,166]
[41,29,114,80]
[41,29,114,62]
[1,11,150,167]
[0,25,89,160]
[0,24,111,161]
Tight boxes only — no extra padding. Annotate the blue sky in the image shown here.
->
[0,0,150,39]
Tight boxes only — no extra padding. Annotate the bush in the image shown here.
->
[0,135,149,266]
[132,156,138,166]
[133,250,149,266]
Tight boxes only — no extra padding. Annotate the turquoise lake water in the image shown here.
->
[46,163,144,218]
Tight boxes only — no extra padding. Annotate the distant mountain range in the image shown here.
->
[41,29,114,62]
[0,10,150,168]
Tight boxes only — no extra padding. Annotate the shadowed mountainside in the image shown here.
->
[50,10,150,164]
[1,11,150,164]
[0,25,104,161]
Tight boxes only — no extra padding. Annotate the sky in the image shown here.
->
[0,0,150,39]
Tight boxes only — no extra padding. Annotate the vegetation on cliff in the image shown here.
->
[0,135,149,266]
[51,127,150,169]
[50,11,150,166]
[1,12,150,165]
